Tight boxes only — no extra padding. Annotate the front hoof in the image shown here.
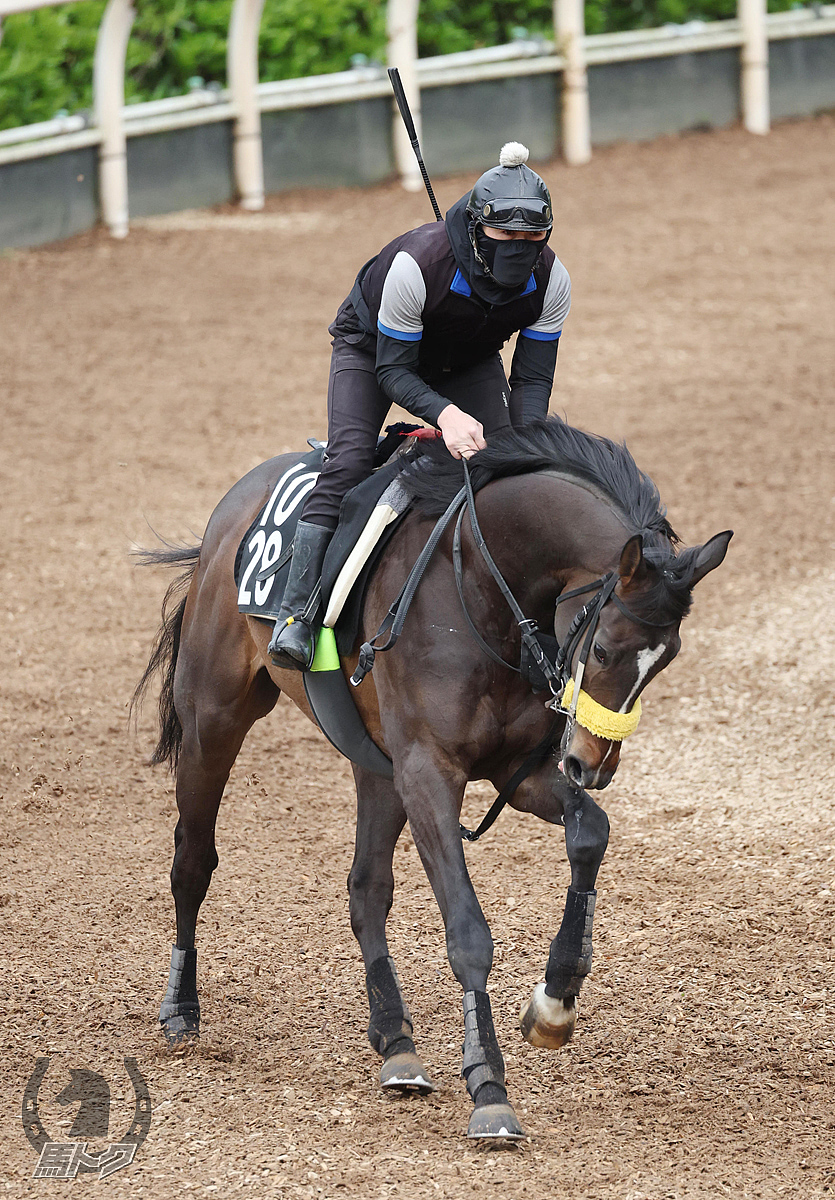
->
[520,983,576,1049]
[380,1051,435,1094]
[160,1013,200,1046]
[467,1103,526,1142]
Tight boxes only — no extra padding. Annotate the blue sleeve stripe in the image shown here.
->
[521,327,561,341]
[377,319,422,342]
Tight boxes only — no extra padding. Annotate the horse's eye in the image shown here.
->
[593,643,607,665]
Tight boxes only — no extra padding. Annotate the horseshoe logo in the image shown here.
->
[22,1057,152,1168]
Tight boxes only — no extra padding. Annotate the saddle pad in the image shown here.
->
[235,448,413,630]
[233,445,421,781]
[235,448,323,621]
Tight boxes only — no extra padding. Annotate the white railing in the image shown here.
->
[0,111,89,148]
[0,0,266,231]
[1,0,833,234]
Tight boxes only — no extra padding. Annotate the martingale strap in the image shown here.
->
[459,713,561,842]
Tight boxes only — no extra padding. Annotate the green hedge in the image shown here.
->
[0,0,796,131]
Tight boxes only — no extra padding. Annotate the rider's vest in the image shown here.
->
[333,221,564,378]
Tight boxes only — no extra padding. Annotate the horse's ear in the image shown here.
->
[617,533,645,591]
[689,530,733,587]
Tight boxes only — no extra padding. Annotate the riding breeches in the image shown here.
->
[301,336,519,530]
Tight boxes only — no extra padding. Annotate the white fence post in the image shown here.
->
[93,0,134,238]
[554,0,591,165]
[228,0,265,210]
[739,0,769,134]
[387,0,422,192]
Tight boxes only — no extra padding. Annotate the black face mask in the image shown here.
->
[475,227,545,289]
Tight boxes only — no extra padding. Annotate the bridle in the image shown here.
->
[349,458,677,836]
[452,460,677,754]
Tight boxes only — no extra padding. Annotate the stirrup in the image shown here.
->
[269,615,315,670]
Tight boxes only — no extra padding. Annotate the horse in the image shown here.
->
[134,418,731,1141]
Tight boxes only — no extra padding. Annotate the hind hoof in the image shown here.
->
[520,983,576,1049]
[380,1051,435,1094]
[467,1103,526,1141]
[161,1013,200,1046]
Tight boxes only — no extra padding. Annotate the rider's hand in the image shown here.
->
[437,404,487,460]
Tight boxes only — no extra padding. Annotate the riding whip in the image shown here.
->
[387,67,443,222]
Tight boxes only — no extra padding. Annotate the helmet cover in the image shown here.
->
[467,143,553,233]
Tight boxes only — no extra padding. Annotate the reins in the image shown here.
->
[350,457,673,840]
[349,483,468,686]
[456,456,563,693]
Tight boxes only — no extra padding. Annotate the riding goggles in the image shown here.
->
[479,197,553,231]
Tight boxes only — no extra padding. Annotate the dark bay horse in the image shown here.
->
[135,419,731,1140]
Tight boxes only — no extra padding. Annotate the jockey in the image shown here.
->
[269,141,571,670]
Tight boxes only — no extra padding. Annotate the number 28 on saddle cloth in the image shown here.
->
[233,434,424,779]
[234,442,417,640]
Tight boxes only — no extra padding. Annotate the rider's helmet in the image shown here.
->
[466,143,553,234]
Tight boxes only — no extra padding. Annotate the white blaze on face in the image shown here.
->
[620,643,666,712]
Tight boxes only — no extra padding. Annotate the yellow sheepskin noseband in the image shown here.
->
[561,678,642,741]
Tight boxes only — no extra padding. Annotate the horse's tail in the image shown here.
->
[131,541,202,772]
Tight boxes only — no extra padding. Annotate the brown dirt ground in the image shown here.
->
[1,113,833,1199]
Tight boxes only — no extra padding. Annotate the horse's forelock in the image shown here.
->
[635,543,698,625]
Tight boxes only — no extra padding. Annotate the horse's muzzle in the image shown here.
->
[560,727,620,791]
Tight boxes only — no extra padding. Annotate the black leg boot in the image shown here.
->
[268,520,332,671]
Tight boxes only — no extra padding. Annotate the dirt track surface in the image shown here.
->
[1,115,833,1198]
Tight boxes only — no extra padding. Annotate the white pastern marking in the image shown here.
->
[620,643,666,712]
[530,982,575,1027]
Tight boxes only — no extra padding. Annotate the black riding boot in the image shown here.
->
[268,521,332,671]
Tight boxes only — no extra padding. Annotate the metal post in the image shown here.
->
[739,0,769,135]
[554,0,590,165]
[93,0,135,238]
[387,0,422,192]
[228,0,266,210]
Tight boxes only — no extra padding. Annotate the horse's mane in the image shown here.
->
[403,417,700,623]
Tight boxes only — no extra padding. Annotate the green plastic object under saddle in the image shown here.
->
[309,626,341,672]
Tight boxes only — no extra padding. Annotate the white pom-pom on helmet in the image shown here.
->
[498,141,530,168]
[467,142,552,233]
